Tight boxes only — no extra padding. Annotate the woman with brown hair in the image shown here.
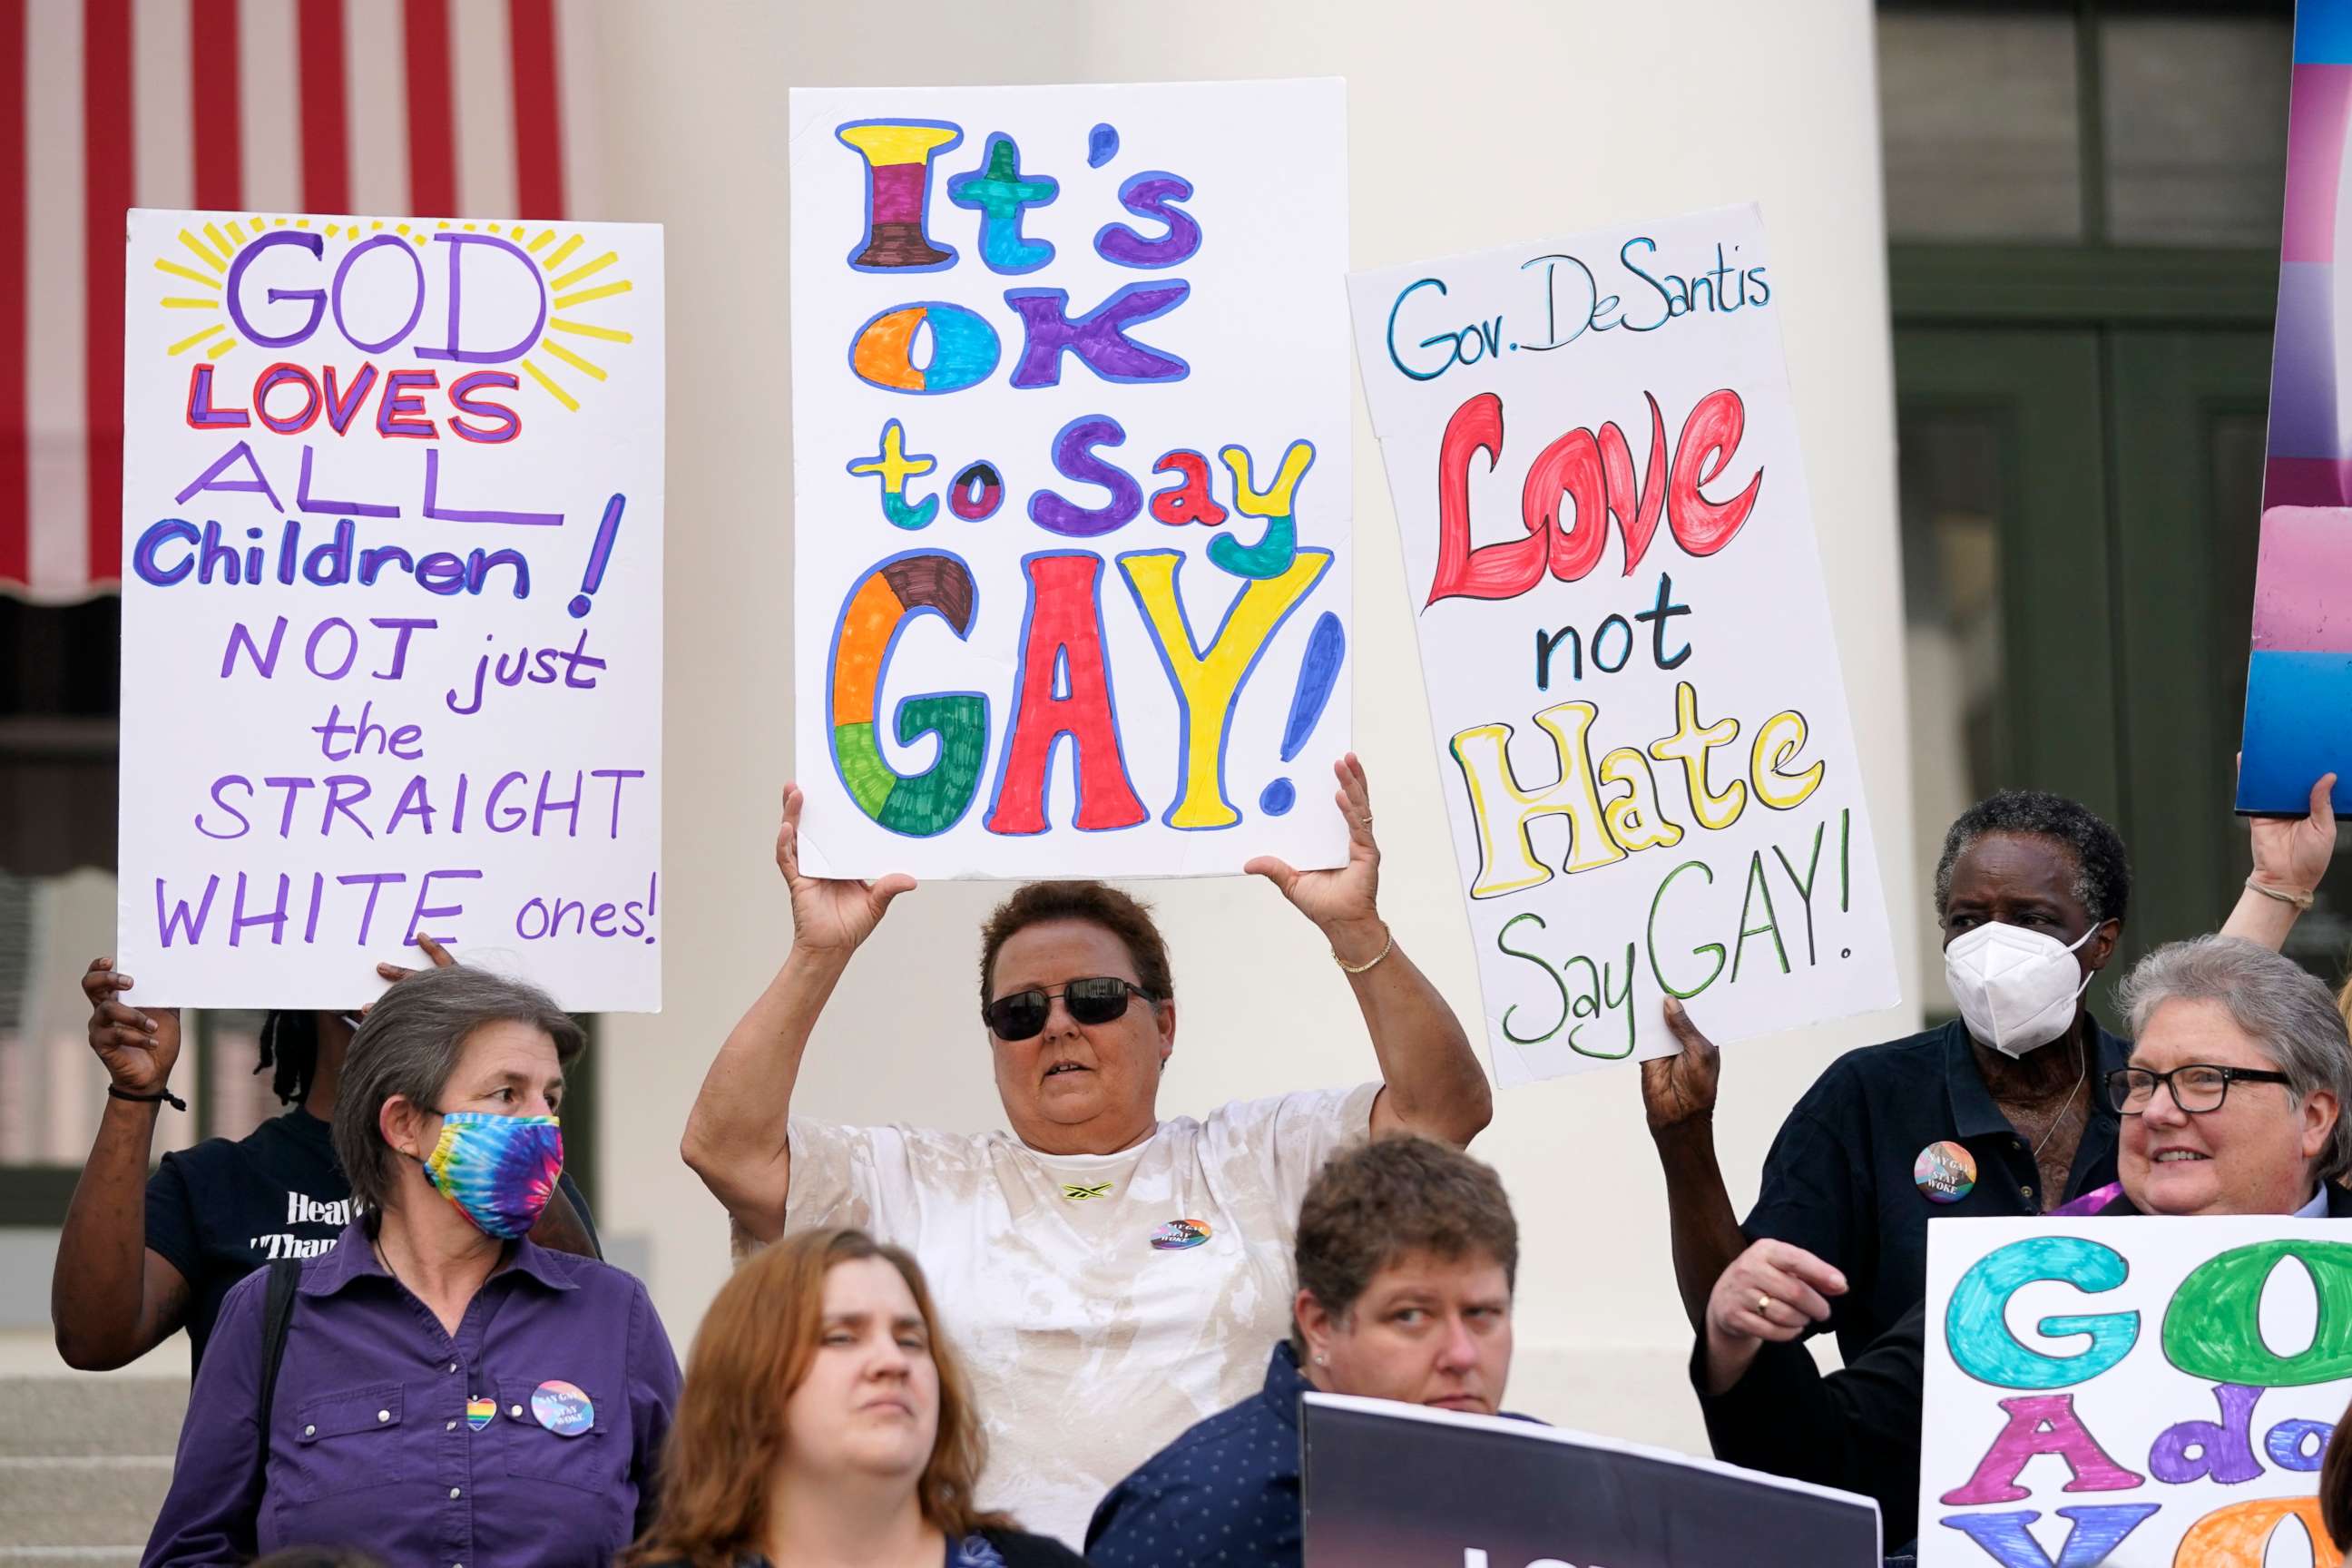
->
[629,1228,1087,1568]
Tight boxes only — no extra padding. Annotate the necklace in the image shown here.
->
[2031,1042,2090,1163]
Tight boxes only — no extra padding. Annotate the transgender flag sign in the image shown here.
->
[2243,1,2352,813]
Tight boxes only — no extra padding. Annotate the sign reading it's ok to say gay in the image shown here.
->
[788,81,1353,879]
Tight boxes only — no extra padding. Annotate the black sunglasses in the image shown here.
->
[982,976,1158,1041]
[2105,1063,2294,1116]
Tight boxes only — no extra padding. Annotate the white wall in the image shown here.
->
[587,0,1919,1454]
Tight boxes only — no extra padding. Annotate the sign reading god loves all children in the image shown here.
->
[1920,1217,2352,1567]
[117,209,665,1010]
[788,81,1353,879]
[1346,206,1896,1082]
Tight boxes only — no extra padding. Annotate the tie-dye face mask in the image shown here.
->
[421,1112,563,1238]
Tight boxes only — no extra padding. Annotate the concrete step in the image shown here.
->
[0,1377,184,1458]
[0,1456,169,1552]
[0,1375,185,1555]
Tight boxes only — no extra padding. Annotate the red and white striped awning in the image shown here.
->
[0,0,599,603]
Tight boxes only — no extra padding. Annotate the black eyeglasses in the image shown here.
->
[2104,1064,2294,1115]
[982,976,1158,1041]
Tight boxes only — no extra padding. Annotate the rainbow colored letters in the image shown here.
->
[789,83,1353,879]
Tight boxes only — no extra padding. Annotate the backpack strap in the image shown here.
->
[256,1258,301,1470]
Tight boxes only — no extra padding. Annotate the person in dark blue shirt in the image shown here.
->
[1641,781,2336,1361]
[1085,1136,1525,1568]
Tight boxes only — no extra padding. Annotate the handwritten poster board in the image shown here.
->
[1301,1393,1880,1567]
[1920,1216,2351,1567]
[118,209,665,1010]
[788,82,1352,879]
[1346,205,1896,1083]
[2239,2,2352,816]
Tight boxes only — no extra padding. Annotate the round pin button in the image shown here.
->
[1915,1141,1977,1203]
[1149,1219,1211,1251]
[531,1379,594,1437]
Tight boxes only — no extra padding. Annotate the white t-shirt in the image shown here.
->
[779,1082,1381,1546]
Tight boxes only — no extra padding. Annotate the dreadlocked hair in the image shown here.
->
[255,1010,320,1104]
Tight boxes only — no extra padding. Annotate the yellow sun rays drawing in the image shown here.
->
[151,218,639,404]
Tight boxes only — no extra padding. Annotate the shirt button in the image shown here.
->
[446,1362,458,1373]
[445,1420,456,1431]
[377,1409,389,1423]
[302,1425,316,1437]
[509,1405,523,1417]
[449,1486,462,1499]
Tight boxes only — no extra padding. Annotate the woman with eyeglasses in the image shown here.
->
[682,758,1490,1544]
[1688,935,2352,1549]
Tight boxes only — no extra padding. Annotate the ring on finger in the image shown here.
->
[1757,1292,1773,1317]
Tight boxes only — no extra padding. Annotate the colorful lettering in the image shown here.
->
[1031,416,1142,537]
[1449,702,1626,897]
[838,120,963,271]
[1093,171,1202,269]
[847,419,939,530]
[947,132,1058,275]
[828,553,988,837]
[1149,450,1228,527]
[1936,1505,2161,1568]
[1004,282,1191,388]
[2172,1496,2338,1568]
[848,301,1001,395]
[2165,1241,2352,1387]
[1119,548,1331,828]
[1946,1236,2139,1390]
[1210,440,1313,578]
[1939,1395,2143,1505]
[985,554,1147,835]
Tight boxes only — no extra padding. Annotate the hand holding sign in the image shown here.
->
[778,782,916,961]
[1245,753,1386,956]
[80,959,181,1099]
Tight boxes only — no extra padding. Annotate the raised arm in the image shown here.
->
[1640,998,1747,1332]
[680,783,915,1243]
[52,959,193,1370]
[2221,770,2337,950]
[1247,754,1491,1147]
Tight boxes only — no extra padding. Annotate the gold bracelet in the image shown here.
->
[1333,926,1395,975]
[2246,876,2317,911]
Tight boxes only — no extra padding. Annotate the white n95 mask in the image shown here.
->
[1943,921,2098,1059]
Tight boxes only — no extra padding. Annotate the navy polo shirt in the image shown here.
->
[1087,1343,1540,1568]
[1744,1017,2131,1362]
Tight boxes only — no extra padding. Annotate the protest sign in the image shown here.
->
[788,82,1352,879]
[118,210,664,1009]
[1920,1216,2352,1567]
[1301,1392,1881,1567]
[1346,205,1896,1083]
[2239,2,2352,816]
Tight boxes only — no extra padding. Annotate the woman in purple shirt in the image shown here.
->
[142,966,681,1568]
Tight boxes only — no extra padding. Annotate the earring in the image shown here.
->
[1313,1353,1328,1367]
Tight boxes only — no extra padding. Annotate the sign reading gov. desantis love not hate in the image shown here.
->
[788,81,1353,880]
[1347,205,1896,1083]
[1921,1217,2352,1568]
[118,210,664,1010]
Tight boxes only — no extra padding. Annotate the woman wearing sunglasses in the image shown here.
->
[1690,935,2352,1549]
[683,756,1490,1545]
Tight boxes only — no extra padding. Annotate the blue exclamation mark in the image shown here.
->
[1259,612,1346,816]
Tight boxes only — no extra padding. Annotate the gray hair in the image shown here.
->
[331,965,585,1214]
[2117,936,2352,1184]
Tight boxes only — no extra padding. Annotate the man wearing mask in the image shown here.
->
[1638,780,2337,1361]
